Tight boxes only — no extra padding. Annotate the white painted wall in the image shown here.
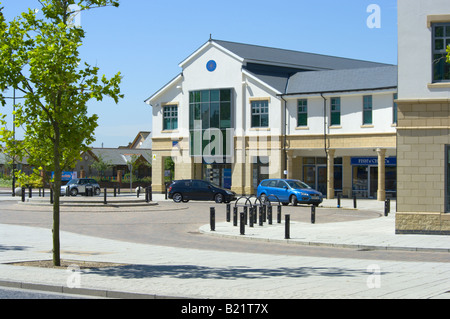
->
[398,0,450,99]
[285,91,397,136]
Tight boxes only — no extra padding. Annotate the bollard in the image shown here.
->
[149,186,152,202]
[259,207,263,226]
[240,212,245,235]
[253,205,258,223]
[268,206,272,225]
[353,194,357,209]
[137,188,140,198]
[21,187,25,202]
[42,187,45,197]
[311,205,316,224]
[29,186,32,198]
[226,203,231,222]
[249,207,254,227]
[104,188,107,204]
[285,214,290,239]
[39,188,41,197]
[210,207,215,231]
[277,205,282,224]
[243,206,248,225]
[384,198,390,216]
[233,207,237,226]
[145,187,149,203]
[118,186,120,195]
[337,193,341,208]
[114,186,117,197]
[50,188,53,204]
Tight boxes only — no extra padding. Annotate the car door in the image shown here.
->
[191,180,211,200]
[77,179,87,193]
[276,180,290,202]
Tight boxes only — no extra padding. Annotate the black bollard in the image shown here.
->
[285,214,290,239]
[137,187,140,198]
[311,205,316,224]
[210,207,215,231]
[42,187,45,197]
[50,188,53,204]
[277,205,282,224]
[114,186,117,197]
[240,212,245,235]
[353,194,357,209]
[233,207,237,226]
[104,188,107,204]
[244,206,248,225]
[21,187,25,202]
[253,205,257,223]
[259,207,263,226]
[249,207,254,227]
[268,205,273,225]
[226,203,230,222]
[337,193,341,208]
[28,186,32,198]
[384,198,390,216]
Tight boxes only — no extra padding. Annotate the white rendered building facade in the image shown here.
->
[146,39,397,200]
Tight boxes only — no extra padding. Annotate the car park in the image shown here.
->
[61,178,101,196]
[168,179,236,203]
[257,178,323,206]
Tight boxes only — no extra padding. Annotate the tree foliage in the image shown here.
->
[0,0,122,265]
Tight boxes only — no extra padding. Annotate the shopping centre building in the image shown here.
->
[145,39,398,201]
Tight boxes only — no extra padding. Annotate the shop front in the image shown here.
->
[351,157,396,198]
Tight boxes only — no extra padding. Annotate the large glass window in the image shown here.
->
[189,89,233,157]
[432,23,450,82]
[163,105,178,130]
[363,95,373,125]
[297,99,307,127]
[251,100,269,128]
[331,97,341,126]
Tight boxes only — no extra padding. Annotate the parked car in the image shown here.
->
[168,179,236,203]
[61,178,101,196]
[257,179,323,206]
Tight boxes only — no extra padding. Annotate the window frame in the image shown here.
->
[362,95,373,125]
[330,97,341,126]
[162,104,178,131]
[251,99,269,128]
[432,22,450,83]
[297,99,308,127]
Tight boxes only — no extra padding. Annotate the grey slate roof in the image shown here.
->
[285,65,398,95]
[214,39,391,71]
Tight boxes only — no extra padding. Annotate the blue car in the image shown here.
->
[257,179,323,206]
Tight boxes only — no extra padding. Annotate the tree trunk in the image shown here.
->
[52,124,61,266]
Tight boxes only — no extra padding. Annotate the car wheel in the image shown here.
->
[182,199,190,203]
[95,188,101,195]
[214,193,224,203]
[173,193,183,203]
[290,195,298,206]
[70,188,78,196]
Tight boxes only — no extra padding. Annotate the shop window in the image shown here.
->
[363,95,373,125]
[297,99,308,127]
[251,100,269,128]
[432,23,450,82]
[331,97,341,126]
[163,105,178,130]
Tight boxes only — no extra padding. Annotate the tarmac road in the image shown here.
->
[0,197,448,263]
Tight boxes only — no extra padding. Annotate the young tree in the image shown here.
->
[0,0,123,266]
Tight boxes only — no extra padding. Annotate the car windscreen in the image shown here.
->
[286,180,311,189]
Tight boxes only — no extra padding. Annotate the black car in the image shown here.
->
[168,179,236,203]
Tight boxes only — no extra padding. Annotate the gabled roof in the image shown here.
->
[285,65,398,95]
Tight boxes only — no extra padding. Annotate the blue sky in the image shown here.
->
[1,0,398,148]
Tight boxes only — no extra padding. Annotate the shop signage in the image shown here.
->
[351,157,397,166]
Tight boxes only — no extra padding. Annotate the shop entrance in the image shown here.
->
[352,164,396,198]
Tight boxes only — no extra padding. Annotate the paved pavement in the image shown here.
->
[0,193,449,300]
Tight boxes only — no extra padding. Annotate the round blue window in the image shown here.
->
[206,60,217,72]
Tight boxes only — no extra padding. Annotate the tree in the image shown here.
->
[0,0,123,266]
